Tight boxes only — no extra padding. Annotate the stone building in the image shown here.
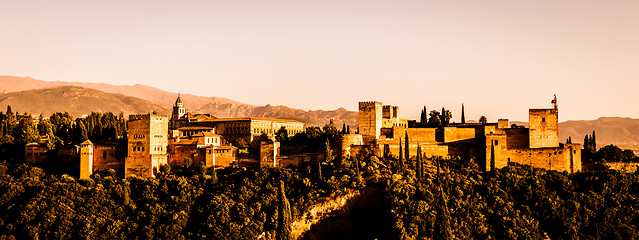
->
[169,96,304,145]
[25,142,48,164]
[78,140,126,179]
[344,97,581,173]
[125,113,168,178]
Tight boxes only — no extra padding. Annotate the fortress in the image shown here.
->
[341,97,582,173]
[28,95,581,178]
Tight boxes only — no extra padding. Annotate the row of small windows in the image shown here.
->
[132,146,145,152]
[132,134,146,139]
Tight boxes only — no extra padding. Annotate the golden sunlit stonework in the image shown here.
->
[342,97,581,173]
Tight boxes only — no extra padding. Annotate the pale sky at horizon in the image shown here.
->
[1,0,638,122]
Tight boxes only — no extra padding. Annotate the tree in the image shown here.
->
[434,185,453,240]
[428,110,441,126]
[276,181,292,240]
[398,138,404,173]
[441,107,452,126]
[275,126,289,142]
[461,104,466,124]
[592,131,597,151]
[420,106,428,126]
[479,116,487,124]
[341,123,347,134]
[404,132,409,162]
[417,144,423,180]
[566,137,572,144]
[346,125,350,134]
[594,144,625,162]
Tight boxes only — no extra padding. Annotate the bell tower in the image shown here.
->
[171,93,186,129]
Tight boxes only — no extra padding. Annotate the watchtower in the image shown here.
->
[528,97,559,148]
[125,113,168,177]
[358,101,383,139]
[80,140,94,179]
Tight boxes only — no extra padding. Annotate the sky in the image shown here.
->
[1,0,638,122]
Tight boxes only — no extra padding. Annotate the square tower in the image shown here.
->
[126,113,168,178]
[529,109,559,148]
[359,101,383,139]
[79,140,94,179]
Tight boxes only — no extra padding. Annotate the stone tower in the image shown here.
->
[529,108,559,148]
[79,140,94,179]
[171,94,186,130]
[358,101,383,139]
[125,113,168,178]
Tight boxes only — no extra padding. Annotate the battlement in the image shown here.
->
[359,101,382,108]
[129,113,168,122]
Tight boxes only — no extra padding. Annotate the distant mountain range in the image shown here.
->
[1,75,637,150]
[0,75,357,127]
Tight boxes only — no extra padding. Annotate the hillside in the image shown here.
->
[560,117,639,150]
[0,86,167,118]
[0,76,357,127]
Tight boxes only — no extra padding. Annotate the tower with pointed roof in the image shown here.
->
[171,93,186,130]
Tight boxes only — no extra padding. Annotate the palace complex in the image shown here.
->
[25,95,581,178]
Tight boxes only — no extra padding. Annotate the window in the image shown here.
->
[542,118,546,122]
[495,140,499,146]
[103,152,107,159]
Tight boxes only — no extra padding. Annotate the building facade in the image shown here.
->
[125,113,169,178]
[344,98,581,173]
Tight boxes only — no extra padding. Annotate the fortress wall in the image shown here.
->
[485,134,509,171]
[443,127,476,143]
[92,145,124,171]
[392,126,438,143]
[337,134,364,158]
[507,145,580,173]
[506,128,530,149]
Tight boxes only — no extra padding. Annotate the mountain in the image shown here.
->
[0,76,357,127]
[0,86,167,118]
[3,76,638,149]
[560,117,639,150]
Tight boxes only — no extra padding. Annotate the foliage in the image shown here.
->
[381,158,639,240]
[0,159,365,240]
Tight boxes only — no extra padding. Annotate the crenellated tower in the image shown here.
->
[358,101,383,139]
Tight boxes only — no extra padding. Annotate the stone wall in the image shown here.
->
[336,134,363,158]
[498,119,509,129]
[506,128,529,149]
[529,109,559,148]
[507,145,581,173]
[603,162,639,173]
[92,144,125,172]
[391,126,438,143]
[260,141,280,167]
[485,134,509,171]
[443,127,476,143]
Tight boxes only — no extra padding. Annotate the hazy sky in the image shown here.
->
[1,0,638,122]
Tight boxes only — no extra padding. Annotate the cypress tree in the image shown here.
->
[399,139,403,173]
[404,132,409,162]
[276,181,292,240]
[420,106,428,126]
[352,156,361,179]
[346,125,350,134]
[434,185,453,240]
[417,144,423,181]
[461,103,466,124]
[592,131,597,151]
[341,123,346,134]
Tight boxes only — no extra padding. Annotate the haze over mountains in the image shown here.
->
[0,75,637,150]
[0,75,357,127]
